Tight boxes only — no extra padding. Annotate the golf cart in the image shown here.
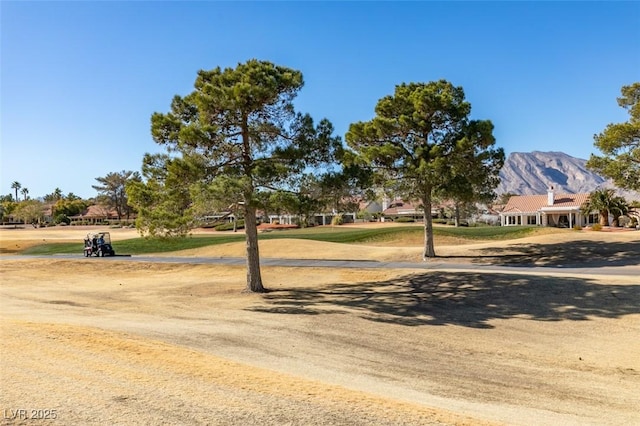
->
[84,232,116,257]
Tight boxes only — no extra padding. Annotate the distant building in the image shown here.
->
[381,199,440,221]
[69,205,127,225]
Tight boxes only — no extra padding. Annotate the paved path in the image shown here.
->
[5,254,640,278]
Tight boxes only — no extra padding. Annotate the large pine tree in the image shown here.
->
[346,80,503,258]
[131,60,342,292]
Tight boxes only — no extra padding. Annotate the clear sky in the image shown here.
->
[2,1,639,199]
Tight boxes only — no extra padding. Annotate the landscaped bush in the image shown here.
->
[395,217,415,223]
[331,214,344,225]
[215,220,245,231]
[591,223,602,231]
[573,224,582,231]
[432,219,447,224]
[54,214,70,225]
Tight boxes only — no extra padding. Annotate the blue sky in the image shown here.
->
[2,1,639,199]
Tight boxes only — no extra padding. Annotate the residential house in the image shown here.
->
[500,187,596,227]
[382,199,439,221]
[69,205,124,225]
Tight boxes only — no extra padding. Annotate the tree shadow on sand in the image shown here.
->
[249,272,640,328]
[462,239,640,268]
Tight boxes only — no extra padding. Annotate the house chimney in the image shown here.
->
[382,197,389,211]
[547,186,555,205]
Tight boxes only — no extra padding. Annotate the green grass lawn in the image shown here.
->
[22,225,543,256]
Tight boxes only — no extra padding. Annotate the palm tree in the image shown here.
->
[609,196,630,227]
[11,181,21,201]
[20,187,29,201]
[44,188,64,203]
[581,188,629,227]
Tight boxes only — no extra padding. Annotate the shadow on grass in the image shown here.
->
[249,272,640,328]
[457,239,640,268]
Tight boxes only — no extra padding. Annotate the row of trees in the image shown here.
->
[0,189,89,225]
[125,60,505,292]
[5,59,636,293]
[10,181,29,201]
[124,60,638,293]
[1,173,139,225]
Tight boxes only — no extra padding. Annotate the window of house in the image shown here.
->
[558,215,569,227]
[506,216,520,225]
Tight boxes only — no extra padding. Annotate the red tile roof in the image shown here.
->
[382,199,447,216]
[503,192,591,214]
[383,200,423,216]
[69,205,119,219]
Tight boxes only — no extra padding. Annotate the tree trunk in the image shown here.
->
[422,189,436,259]
[244,203,265,292]
[454,202,460,227]
[600,210,609,226]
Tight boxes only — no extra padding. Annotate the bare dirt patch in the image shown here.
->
[1,226,639,425]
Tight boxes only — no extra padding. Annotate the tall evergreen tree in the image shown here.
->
[346,80,503,258]
[93,170,141,220]
[587,82,640,191]
[135,60,342,292]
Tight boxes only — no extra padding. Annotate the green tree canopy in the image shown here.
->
[346,80,503,258]
[53,198,90,218]
[132,59,343,292]
[13,199,44,224]
[127,154,201,237]
[587,82,640,192]
[437,120,504,226]
[44,188,64,203]
[93,170,141,220]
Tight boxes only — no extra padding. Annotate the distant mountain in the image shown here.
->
[496,151,640,201]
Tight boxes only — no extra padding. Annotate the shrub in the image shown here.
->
[54,214,70,225]
[215,220,245,231]
[573,224,582,231]
[331,214,344,225]
[591,223,602,231]
[395,217,415,223]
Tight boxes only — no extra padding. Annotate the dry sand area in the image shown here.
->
[1,225,639,425]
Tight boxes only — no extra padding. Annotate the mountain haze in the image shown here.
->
[496,151,639,200]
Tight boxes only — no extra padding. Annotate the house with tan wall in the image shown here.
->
[500,187,597,228]
[69,205,130,225]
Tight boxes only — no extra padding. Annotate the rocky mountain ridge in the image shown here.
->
[496,151,639,200]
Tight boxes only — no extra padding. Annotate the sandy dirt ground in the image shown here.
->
[1,225,639,425]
